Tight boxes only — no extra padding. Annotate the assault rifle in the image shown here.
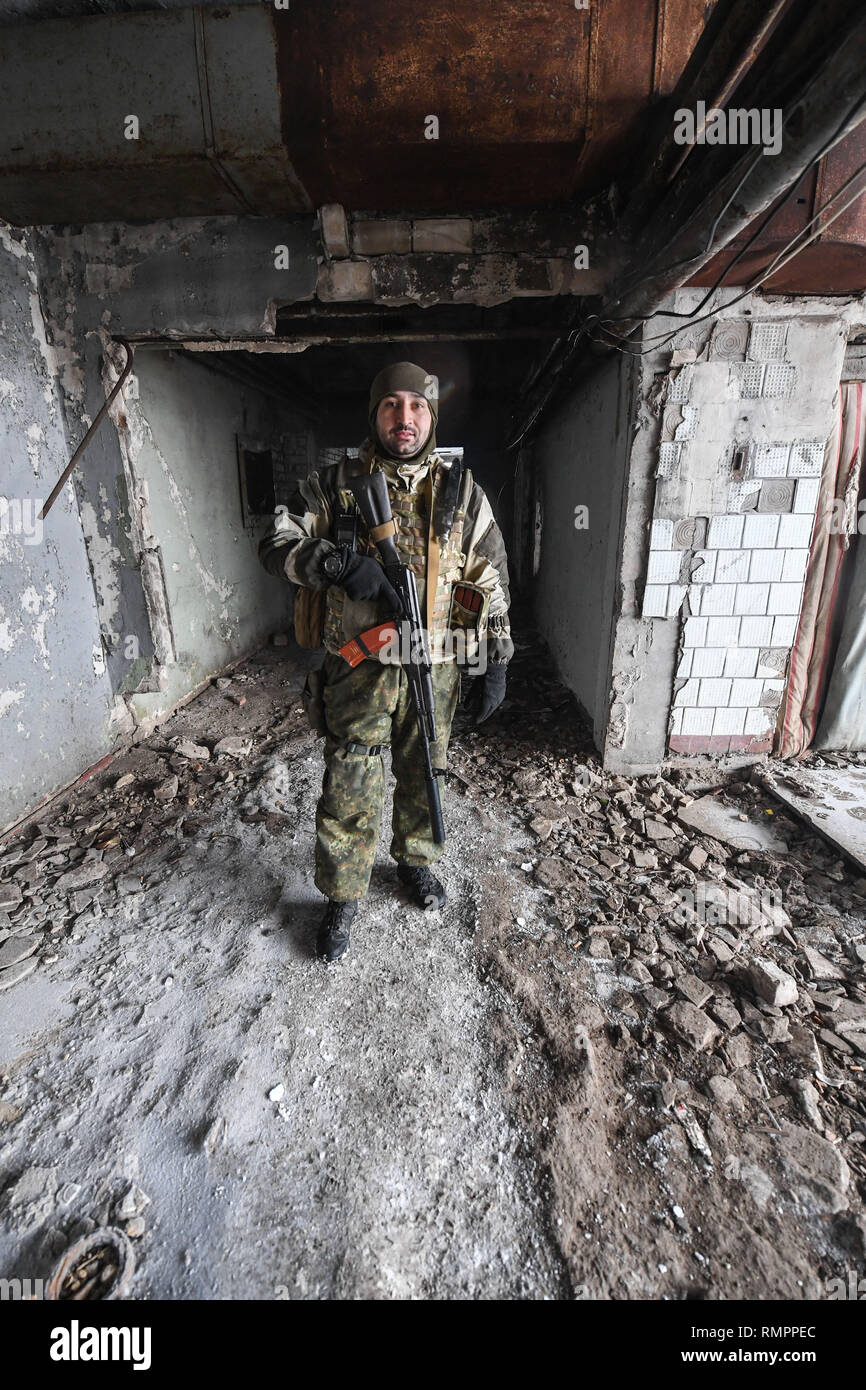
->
[348,470,445,845]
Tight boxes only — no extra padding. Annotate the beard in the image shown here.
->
[379,423,430,458]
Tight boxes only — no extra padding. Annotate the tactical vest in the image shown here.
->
[323,454,470,662]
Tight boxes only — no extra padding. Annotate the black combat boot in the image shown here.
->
[397,864,446,910]
[316,899,358,961]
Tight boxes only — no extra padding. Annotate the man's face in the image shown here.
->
[375,390,433,458]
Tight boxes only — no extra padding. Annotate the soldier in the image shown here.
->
[259,361,513,960]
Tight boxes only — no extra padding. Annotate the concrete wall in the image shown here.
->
[0,224,116,829]
[112,349,311,726]
[2,214,321,826]
[605,288,866,773]
[531,353,634,744]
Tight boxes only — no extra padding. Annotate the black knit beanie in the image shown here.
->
[368,361,438,461]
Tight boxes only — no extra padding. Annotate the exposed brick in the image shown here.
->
[317,260,374,302]
[353,219,411,255]
[320,203,350,259]
[412,218,473,253]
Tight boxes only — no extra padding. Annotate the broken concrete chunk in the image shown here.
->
[153,775,179,802]
[782,1024,822,1073]
[756,1014,791,1044]
[791,1079,824,1132]
[644,817,677,841]
[707,936,735,964]
[625,960,654,985]
[676,973,713,1009]
[631,847,658,869]
[684,845,708,871]
[534,857,577,893]
[748,958,799,1008]
[817,1027,853,1055]
[0,883,24,910]
[116,1183,151,1220]
[213,736,252,759]
[776,1121,850,1212]
[0,934,41,970]
[174,740,211,762]
[530,799,568,823]
[802,946,846,981]
[0,956,37,991]
[709,998,742,1031]
[54,861,111,893]
[706,1075,744,1111]
[664,1001,721,1052]
[586,936,613,960]
[529,817,553,840]
[678,795,788,853]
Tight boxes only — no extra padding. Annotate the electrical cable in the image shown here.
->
[507,87,866,448]
[599,88,866,333]
[588,158,866,359]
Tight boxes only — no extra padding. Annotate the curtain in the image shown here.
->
[814,383,866,749]
[776,383,865,757]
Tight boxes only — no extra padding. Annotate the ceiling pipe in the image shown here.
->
[510,0,866,444]
[620,0,793,236]
[606,1,866,328]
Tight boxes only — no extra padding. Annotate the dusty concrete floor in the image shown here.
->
[0,628,864,1300]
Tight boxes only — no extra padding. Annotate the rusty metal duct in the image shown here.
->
[0,5,311,224]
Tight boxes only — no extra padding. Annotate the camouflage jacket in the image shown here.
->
[258,441,513,666]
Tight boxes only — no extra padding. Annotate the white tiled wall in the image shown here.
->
[641,317,830,747]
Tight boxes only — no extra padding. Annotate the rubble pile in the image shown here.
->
[2,625,865,1294]
[452,630,866,1228]
[0,659,313,997]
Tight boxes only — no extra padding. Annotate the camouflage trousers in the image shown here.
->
[315,653,460,902]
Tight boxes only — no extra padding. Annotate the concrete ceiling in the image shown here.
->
[0,0,714,222]
[276,0,713,211]
[2,0,866,295]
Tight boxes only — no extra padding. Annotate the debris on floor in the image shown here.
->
[758,763,866,876]
[0,626,865,1298]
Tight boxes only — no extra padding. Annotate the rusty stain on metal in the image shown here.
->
[273,0,707,210]
[689,122,866,291]
[664,0,791,186]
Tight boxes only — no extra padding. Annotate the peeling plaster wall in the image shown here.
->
[120,350,305,726]
[531,353,635,746]
[0,223,116,829]
[605,288,866,774]
[28,215,320,705]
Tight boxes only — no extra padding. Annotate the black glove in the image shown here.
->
[468,664,507,724]
[334,552,401,613]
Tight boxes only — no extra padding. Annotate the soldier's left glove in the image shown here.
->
[470,664,507,724]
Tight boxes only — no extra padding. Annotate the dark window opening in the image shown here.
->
[239,447,276,521]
